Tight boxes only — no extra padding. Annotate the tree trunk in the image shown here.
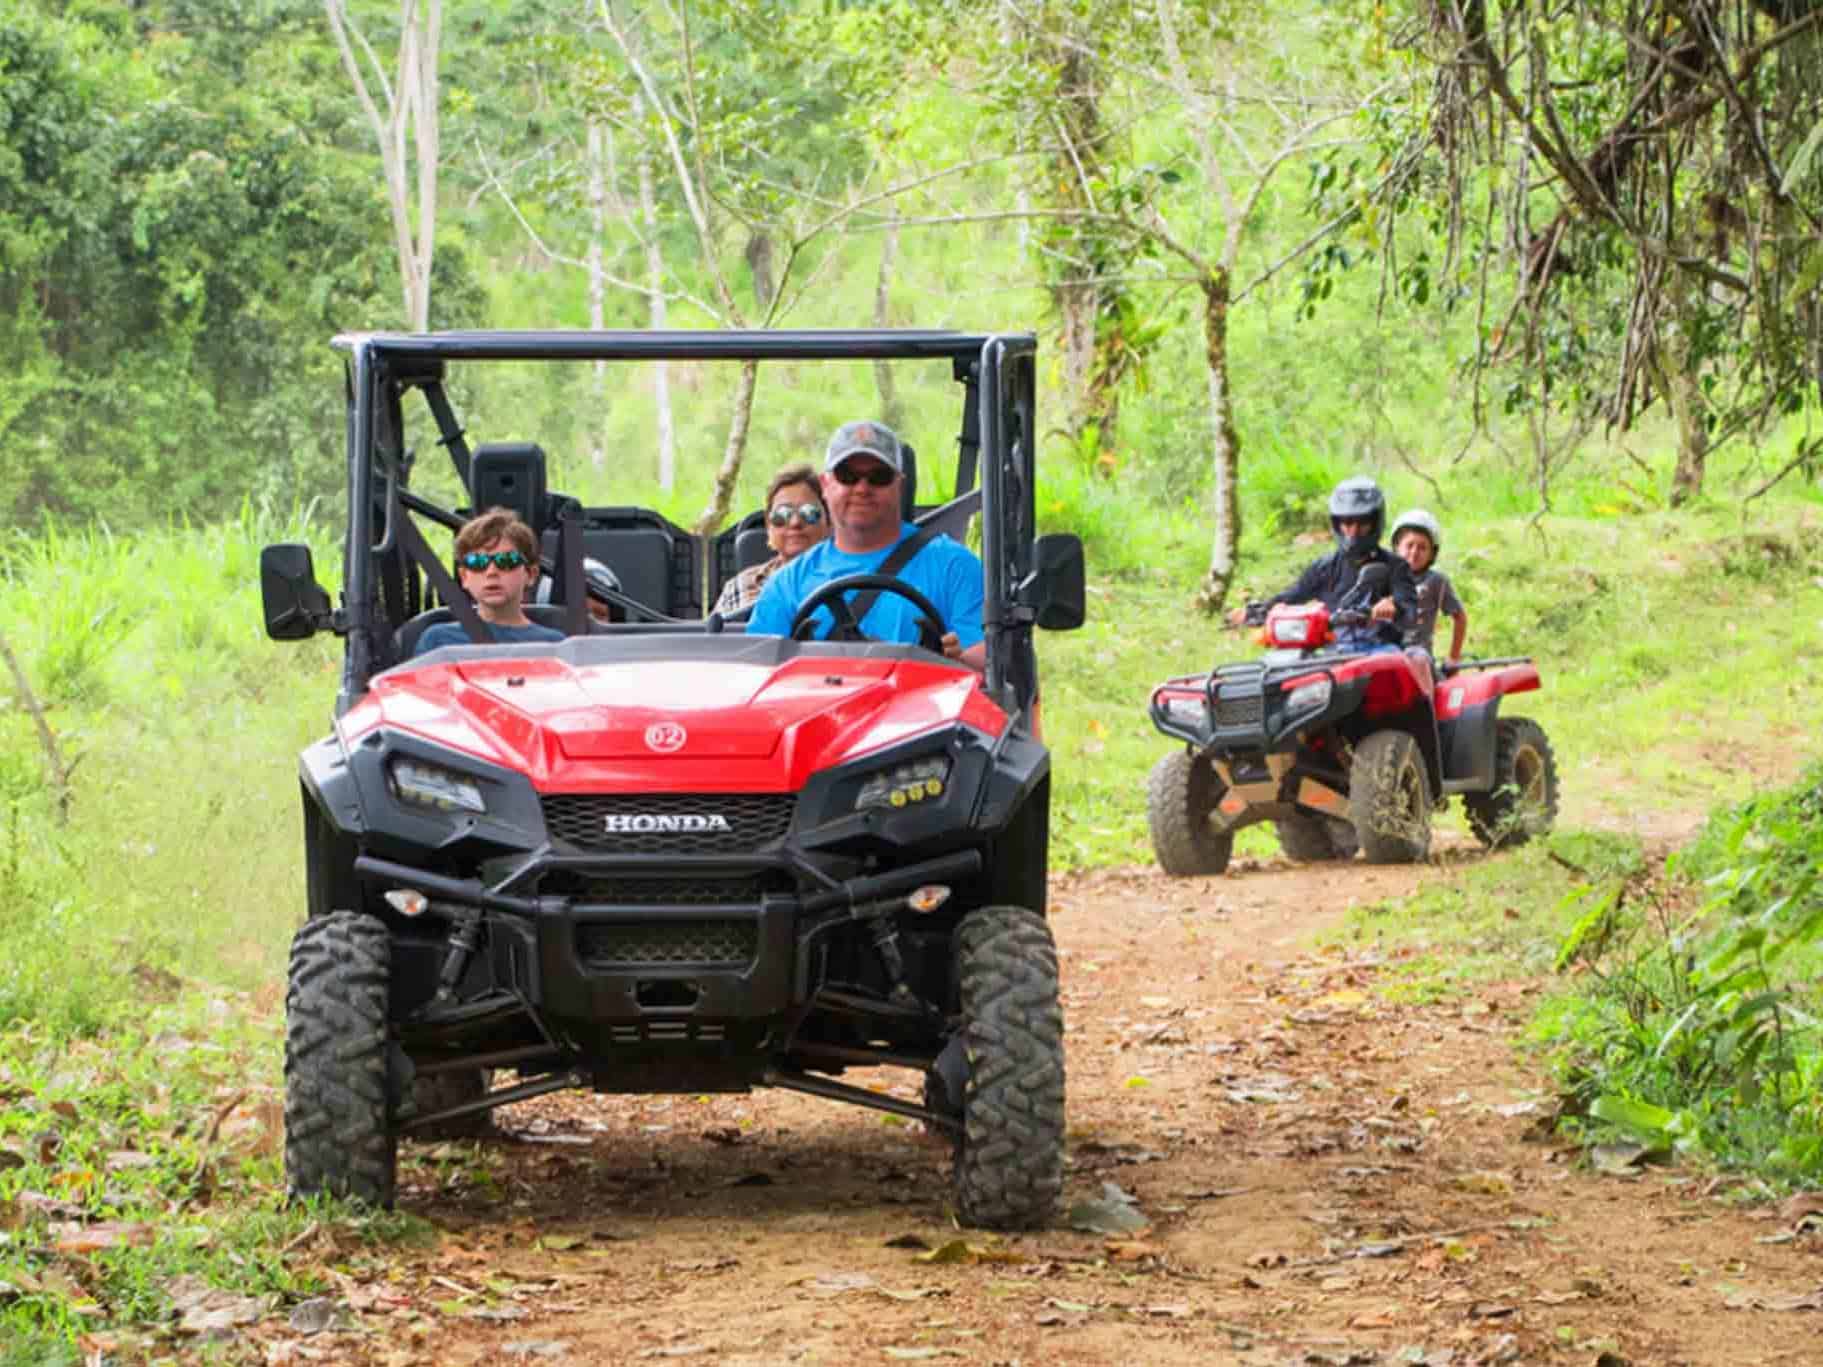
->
[635,95,675,492]
[746,231,776,311]
[1663,268,1708,505]
[1194,268,1242,615]
[872,214,905,433]
[694,359,758,538]
[587,120,608,473]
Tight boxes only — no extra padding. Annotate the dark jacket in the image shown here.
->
[1265,546,1418,646]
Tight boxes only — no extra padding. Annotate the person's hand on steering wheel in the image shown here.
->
[786,573,948,654]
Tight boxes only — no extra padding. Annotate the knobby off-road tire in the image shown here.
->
[1464,717,1559,849]
[285,911,398,1207]
[408,1068,495,1141]
[1351,729,1433,864]
[954,906,1065,1231]
[1274,812,1359,862]
[1146,750,1233,876]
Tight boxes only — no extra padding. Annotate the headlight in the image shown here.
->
[389,758,487,814]
[854,755,951,812]
[1160,695,1207,726]
[1270,616,1312,646]
[1283,678,1332,712]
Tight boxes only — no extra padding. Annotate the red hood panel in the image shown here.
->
[344,653,1004,788]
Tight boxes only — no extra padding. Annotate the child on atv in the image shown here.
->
[1228,476,1417,651]
[1390,508,1467,665]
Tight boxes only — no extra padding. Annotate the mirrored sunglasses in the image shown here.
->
[831,464,896,487]
[458,549,529,572]
[768,502,825,527]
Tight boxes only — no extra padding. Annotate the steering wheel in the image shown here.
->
[787,574,948,654]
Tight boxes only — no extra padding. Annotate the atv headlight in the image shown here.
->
[1271,616,1313,646]
[388,758,486,814]
[1160,694,1207,726]
[1283,678,1332,713]
[854,755,952,812]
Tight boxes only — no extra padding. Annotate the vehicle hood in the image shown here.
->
[339,651,1005,790]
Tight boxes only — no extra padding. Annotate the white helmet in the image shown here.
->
[534,556,620,604]
[1390,508,1442,560]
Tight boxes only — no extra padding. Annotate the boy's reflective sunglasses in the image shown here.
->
[768,502,825,527]
[458,549,529,572]
[830,463,897,487]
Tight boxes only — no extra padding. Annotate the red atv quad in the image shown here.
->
[258,329,1085,1230]
[1145,564,1557,872]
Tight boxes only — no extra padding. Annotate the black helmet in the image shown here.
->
[1328,476,1385,556]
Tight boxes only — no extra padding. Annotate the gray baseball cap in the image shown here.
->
[823,420,903,474]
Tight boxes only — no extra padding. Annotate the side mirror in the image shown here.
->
[1355,562,1391,594]
[261,543,333,641]
[1018,533,1086,631]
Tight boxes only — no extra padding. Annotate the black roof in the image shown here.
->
[331,329,1032,364]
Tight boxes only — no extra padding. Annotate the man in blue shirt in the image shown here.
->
[746,420,985,671]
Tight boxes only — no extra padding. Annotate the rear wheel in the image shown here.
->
[953,906,1065,1231]
[1464,717,1559,848]
[1274,812,1358,862]
[1351,730,1432,864]
[285,912,397,1206]
[1146,751,1233,876]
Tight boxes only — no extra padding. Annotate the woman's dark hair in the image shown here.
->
[765,462,824,511]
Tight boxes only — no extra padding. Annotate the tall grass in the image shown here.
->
[0,505,338,1031]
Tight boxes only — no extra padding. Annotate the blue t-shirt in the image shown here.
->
[413,620,565,657]
[746,524,985,649]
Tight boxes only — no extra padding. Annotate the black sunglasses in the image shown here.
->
[831,464,896,487]
[458,549,529,572]
[768,502,825,527]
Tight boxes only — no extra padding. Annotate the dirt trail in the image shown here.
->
[265,837,1823,1367]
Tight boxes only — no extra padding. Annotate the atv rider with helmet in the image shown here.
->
[1389,507,1467,665]
[1228,476,1417,650]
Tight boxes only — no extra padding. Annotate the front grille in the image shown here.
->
[576,920,757,967]
[544,873,773,906]
[1213,692,1264,728]
[542,793,796,854]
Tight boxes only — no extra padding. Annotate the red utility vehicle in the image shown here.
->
[1145,566,1557,872]
[259,330,1084,1229]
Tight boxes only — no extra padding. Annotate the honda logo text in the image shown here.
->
[603,813,732,834]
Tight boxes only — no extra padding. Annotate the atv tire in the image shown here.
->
[1464,717,1559,849]
[953,906,1065,1231]
[407,1068,495,1140]
[285,911,398,1206]
[1274,812,1359,862]
[1146,750,1233,876]
[1351,730,1432,864]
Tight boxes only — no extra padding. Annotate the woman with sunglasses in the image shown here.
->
[411,507,567,656]
[712,462,830,616]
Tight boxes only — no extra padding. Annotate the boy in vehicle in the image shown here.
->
[1228,475,1417,649]
[1390,508,1467,665]
[412,507,566,656]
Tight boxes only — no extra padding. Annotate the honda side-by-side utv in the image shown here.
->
[1145,567,1558,873]
[260,330,1085,1230]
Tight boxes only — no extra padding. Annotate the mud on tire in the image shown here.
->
[1146,750,1233,876]
[1350,729,1432,864]
[285,911,397,1206]
[1464,716,1559,849]
[1274,812,1358,862]
[954,906,1065,1230]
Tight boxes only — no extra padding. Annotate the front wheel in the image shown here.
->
[285,912,398,1206]
[1146,750,1233,876]
[1464,717,1559,848]
[953,906,1065,1230]
[1351,730,1432,864]
[1274,812,1359,862]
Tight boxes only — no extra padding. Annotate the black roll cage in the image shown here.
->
[330,329,1039,715]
